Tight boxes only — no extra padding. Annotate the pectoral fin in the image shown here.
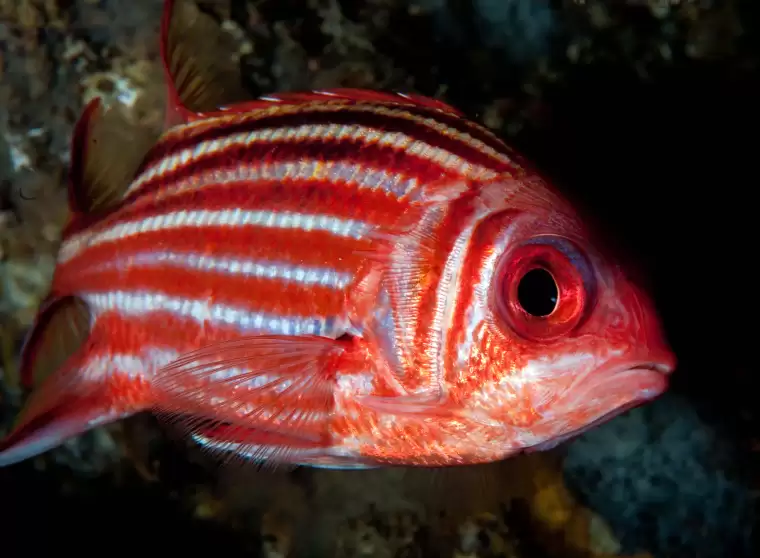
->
[151,335,366,468]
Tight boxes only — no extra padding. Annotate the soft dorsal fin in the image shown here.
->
[160,0,250,127]
[68,98,157,216]
[18,295,91,390]
[214,88,467,117]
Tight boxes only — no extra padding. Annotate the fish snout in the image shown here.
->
[601,276,677,380]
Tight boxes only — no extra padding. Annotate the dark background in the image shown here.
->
[1,1,757,557]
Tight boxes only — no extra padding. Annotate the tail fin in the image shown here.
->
[0,374,123,467]
[0,296,149,467]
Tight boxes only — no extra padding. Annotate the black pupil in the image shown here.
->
[517,268,558,317]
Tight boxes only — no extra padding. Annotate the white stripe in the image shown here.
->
[455,186,533,371]
[135,160,428,203]
[425,184,521,393]
[84,251,353,290]
[82,290,344,337]
[127,124,498,195]
[83,348,178,381]
[386,208,444,369]
[456,222,517,371]
[427,209,484,395]
[59,208,372,264]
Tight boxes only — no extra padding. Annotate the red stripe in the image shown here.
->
[395,103,517,160]
[442,209,522,398]
[64,168,408,239]
[65,179,404,242]
[126,137,464,206]
[411,192,481,368]
[96,312,253,356]
[60,223,369,279]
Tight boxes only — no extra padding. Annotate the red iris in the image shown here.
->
[496,237,595,342]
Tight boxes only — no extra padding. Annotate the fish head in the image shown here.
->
[457,176,676,450]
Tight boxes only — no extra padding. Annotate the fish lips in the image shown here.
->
[612,360,674,401]
[580,359,675,425]
[523,360,674,452]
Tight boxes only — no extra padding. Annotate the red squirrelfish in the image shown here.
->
[0,0,675,469]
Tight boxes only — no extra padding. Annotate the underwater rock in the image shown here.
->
[563,394,756,558]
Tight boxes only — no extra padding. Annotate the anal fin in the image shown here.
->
[184,419,330,472]
[0,387,115,467]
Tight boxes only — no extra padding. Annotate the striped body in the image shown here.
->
[50,98,542,466]
[0,0,676,471]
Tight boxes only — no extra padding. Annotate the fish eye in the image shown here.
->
[516,267,559,317]
[496,236,596,342]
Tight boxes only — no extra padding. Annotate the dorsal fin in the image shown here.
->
[160,0,250,127]
[18,295,91,390]
[68,98,157,216]
[215,88,467,117]
[160,1,466,123]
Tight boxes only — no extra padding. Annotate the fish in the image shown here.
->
[0,0,676,470]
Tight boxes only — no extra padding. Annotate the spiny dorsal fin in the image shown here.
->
[161,0,250,127]
[68,98,157,215]
[19,295,91,390]
[247,89,466,116]
[214,88,468,116]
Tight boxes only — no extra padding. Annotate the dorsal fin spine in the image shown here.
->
[66,98,102,217]
[160,0,197,127]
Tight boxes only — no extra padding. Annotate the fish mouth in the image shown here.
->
[582,367,666,423]
[631,361,675,375]
[522,360,674,452]
[583,360,674,423]
[604,361,673,401]
[559,363,673,439]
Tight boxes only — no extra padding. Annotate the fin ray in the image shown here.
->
[68,98,157,215]
[151,335,365,467]
[160,0,250,126]
[222,88,466,116]
[19,295,91,390]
